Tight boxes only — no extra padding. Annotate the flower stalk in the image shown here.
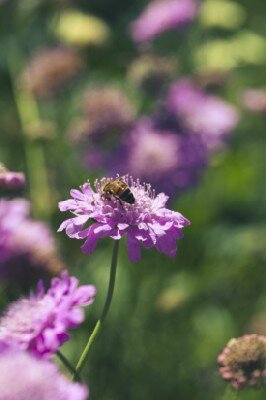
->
[72,240,119,380]
[6,37,53,219]
[56,350,81,380]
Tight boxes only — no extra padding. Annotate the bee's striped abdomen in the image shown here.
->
[120,188,135,204]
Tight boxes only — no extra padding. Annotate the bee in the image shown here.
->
[101,178,135,204]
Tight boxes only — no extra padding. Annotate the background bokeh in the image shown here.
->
[0,0,265,399]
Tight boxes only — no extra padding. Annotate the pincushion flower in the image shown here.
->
[0,199,64,283]
[131,0,199,43]
[58,176,190,262]
[107,119,206,197]
[0,271,96,357]
[0,342,88,400]
[70,85,135,145]
[166,79,239,150]
[20,47,83,100]
[217,334,266,389]
[0,163,25,189]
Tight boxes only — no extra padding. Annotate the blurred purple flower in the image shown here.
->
[0,271,96,357]
[241,88,266,114]
[0,163,25,189]
[166,79,239,150]
[107,118,207,197]
[0,342,88,400]
[58,176,190,262]
[131,0,199,43]
[0,199,64,283]
[70,86,136,145]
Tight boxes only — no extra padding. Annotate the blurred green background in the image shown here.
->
[0,0,265,399]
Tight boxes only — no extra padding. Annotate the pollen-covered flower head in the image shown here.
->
[217,334,266,389]
[0,343,88,400]
[0,163,25,189]
[0,271,96,357]
[58,176,190,262]
[166,78,239,150]
[107,119,206,197]
[131,0,199,43]
[20,47,83,99]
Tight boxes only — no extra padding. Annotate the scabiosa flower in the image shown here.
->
[165,78,239,150]
[127,54,176,96]
[71,85,136,146]
[217,334,266,389]
[58,176,190,262]
[131,0,199,43]
[0,342,88,400]
[241,88,266,114]
[0,163,25,189]
[20,47,83,99]
[0,271,96,357]
[108,118,206,197]
[0,199,64,285]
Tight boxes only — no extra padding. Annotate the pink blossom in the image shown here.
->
[0,163,25,189]
[167,79,239,150]
[131,0,199,43]
[58,176,190,262]
[0,271,96,357]
[0,342,88,400]
[107,119,207,197]
[0,199,64,282]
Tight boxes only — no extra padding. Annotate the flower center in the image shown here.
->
[93,175,156,217]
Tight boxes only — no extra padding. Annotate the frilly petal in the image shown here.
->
[127,230,141,262]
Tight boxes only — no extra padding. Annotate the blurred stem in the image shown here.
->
[72,241,120,380]
[56,350,80,380]
[221,386,238,400]
[6,37,52,219]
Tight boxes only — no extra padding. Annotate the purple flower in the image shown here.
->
[107,118,207,197]
[166,79,239,150]
[0,271,96,357]
[131,0,199,43]
[70,86,136,145]
[0,342,88,400]
[58,176,190,262]
[0,199,64,283]
[0,163,25,189]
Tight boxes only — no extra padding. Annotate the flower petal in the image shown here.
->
[127,230,141,262]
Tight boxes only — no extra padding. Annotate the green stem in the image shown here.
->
[72,241,120,380]
[6,37,53,219]
[56,350,80,380]
[221,385,238,400]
